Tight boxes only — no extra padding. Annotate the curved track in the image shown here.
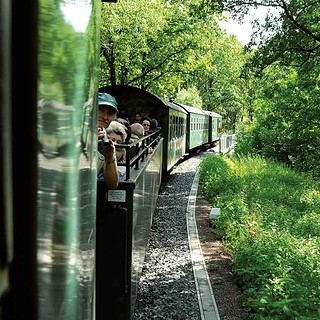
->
[132,152,220,319]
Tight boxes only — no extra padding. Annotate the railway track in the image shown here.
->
[132,152,220,320]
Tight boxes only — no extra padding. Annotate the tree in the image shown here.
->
[175,87,203,108]
[100,0,196,91]
[217,0,320,71]
[100,0,251,131]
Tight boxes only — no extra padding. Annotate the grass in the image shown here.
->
[198,154,320,320]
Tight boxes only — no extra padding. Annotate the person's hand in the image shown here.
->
[98,128,116,162]
[98,127,106,140]
[100,141,115,162]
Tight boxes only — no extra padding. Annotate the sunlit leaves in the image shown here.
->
[100,0,250,130]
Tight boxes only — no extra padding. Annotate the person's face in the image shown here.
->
[142,120,150,131]
[135,114,142,121]
[108,132,124,161]
[98,105,116,128]
[108,132,123,145]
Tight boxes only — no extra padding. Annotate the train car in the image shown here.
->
[174,103,209,153]
[100,85,188,175]
[94,85,226,320]
[96,133,163,320]
[1,1,108,319]
[203,110,222,145]
[95,84,188,320]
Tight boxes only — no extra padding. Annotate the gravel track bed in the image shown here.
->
[132,155,203,320]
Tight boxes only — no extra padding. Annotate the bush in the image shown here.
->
[199,154,320,319]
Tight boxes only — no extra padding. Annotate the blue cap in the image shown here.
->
[98,93,118,113]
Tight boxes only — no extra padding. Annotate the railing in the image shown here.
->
[218,134,237,154]
[115,129,162,181]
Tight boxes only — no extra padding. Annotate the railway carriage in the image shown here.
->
[101,85,188,175]
[96,85,189,319]
[174,102,217,153]
[203,110,222,145]
[95,85,225,319]
[183,104,209,152]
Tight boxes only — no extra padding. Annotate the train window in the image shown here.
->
[172,116,175,139]
[177,116,180,138]
[176,116,179,138]
[176,116,179,139]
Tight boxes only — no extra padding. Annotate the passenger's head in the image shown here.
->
[98,93,118,128]
[149,118,158,133]
[133,112,142,123]
[130,123,144,139]
[115,117,132,143]
[141,116,152,133]
[107,121,127,161]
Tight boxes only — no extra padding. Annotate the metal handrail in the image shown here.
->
[115,128,162,181]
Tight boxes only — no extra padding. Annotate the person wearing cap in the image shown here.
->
[97,92,119,189]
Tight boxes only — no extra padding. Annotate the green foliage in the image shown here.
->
[235,64,320,178]
[220,0,320,71]
[198,155,241,201]
[233,231,320,319]
[175,87,202,109]
[220,1,320,179]
[100,0,250,131]
[199,154,320,319]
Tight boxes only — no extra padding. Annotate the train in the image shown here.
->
[96,85,222,319]
[100,85,222,176]
[0,1,222,320]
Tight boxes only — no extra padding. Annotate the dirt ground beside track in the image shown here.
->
[195,190,255,320]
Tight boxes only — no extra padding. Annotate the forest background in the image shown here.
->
[99,0,320,179]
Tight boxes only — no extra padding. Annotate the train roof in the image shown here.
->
[158,98,188,114]
[202,110,222,118]
[174,102,222,118]
[173,102,207,116]
[100,85,187,114]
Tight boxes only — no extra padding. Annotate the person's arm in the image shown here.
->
[100,138,119,189]
[103,151,119,189]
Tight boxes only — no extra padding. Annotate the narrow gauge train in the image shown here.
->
[96,85,222,320]
[0,1,222,320]
[102,85,222,176]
